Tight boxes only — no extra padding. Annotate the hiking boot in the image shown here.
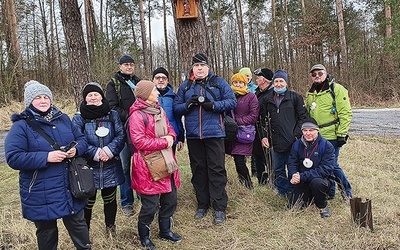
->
[194,209,208,219]
[213,211,226,225]
[158,217,182,243]
[105,224,116,238]
[319,207,331,218]
[138,223,157,250]
[121,205,134,217]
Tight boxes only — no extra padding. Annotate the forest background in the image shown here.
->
[0,0,400,110]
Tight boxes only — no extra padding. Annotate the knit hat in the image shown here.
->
[254,68,273,81]
[239,67,252,75]
[272,69,288,83]
[231,73,248,84]
[301,117,319,131]
[310,64,326,72]
[82,82,104,99]
[134,80,155,100]
[152,67,169,79]
[24,80,53,107]
[119,55,135,64]
[192,53,208,65]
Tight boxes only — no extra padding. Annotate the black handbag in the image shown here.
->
[224,110,238,141]
[25,118,95,199]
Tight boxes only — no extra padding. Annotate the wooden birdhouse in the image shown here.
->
[176,0,198,19]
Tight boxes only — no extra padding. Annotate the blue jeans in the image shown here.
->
[328,140,352,197]
[119,144,134,207]
[272,150,292,196]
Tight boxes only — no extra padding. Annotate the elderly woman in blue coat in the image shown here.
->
[72,82,125,237]
[5,80,91,249]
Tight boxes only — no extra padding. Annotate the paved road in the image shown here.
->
[1,108,399,164]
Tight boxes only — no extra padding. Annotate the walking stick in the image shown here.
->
[256,114,275,188]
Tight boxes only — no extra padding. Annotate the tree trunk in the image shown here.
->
[148,0,153,71]
[271,0,280,68]
[171,0,208,74]
[58,0,91,109]
[385,4,392,38]
[163,0,171,71]
[234,0,247,66]
[336,0,348,81]
[1,0,24,102]
[84,0,96,65]
[138,0,149,75]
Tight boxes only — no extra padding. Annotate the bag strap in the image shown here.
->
[25,118,61,150]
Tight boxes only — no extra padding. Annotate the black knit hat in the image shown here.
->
[152,67,169,79]
[82,82,105,99]
[119,55,135,64]
[192,53,208,65]
[254,68,274,81]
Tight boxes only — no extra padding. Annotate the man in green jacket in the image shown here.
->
[306,64,352,203]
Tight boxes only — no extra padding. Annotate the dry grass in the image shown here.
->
[1,135,400,249]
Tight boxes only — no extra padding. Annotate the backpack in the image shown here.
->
[125,110,148,155]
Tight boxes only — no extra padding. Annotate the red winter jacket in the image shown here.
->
[128,98,180,195]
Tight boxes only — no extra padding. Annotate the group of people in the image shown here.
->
[5,52,353,250]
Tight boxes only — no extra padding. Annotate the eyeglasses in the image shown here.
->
[122,63,135,67]
[254,68,261,75]
[311,72,324,77]
[155,76,167,80]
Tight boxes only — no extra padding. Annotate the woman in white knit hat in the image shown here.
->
[5,80,91,249]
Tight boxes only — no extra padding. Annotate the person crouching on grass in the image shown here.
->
[287,117,334,218]
[128,80,181,249]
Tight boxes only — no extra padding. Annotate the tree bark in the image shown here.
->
[385,4,392,38]
[234,0,247,66]
[163,0,171,71]
[1,0,24,102]
[336,0,348,81]
[58,0,91,109]
[138,0,149,75]
[171,0,208,74]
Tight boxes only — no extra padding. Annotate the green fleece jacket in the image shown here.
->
[306,75,352,140]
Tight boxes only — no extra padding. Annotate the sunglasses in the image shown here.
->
[311,72,325,77]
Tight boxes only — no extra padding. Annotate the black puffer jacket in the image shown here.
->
[106,71,141,122]
[262,90,308,152]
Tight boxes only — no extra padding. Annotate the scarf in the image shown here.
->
[28,104,55,122]
[231,85,250,96]
[141,104,178,173]
[79,99,111,120]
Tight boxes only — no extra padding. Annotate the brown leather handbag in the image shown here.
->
[141,151,169,181]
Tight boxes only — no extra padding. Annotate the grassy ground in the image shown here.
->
[1,135,400,249]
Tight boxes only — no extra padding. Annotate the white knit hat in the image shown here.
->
[24,80,53,107]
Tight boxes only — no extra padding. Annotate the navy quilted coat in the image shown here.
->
[174,72,237,139]
[72,110,125,189]
[5,107,88,221]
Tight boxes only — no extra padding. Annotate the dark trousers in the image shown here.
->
[233,155,251,182]
[290,178,331,209]
[327,139,352,197]
[187,138,228,211]
[138,177,178,225]
[84,186,117,229]
[34,209,91,250]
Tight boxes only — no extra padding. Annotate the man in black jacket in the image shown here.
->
[106,55,141,216]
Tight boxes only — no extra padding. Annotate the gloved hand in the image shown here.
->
[185,95,199,110]
[201,101,214,111]
[336,136,348,147]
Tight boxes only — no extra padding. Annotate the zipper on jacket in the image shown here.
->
[28,170,38,193]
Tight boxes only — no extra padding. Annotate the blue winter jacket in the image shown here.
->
[158,84,185,144]
[5,107,88,221]
[287,134,335,183]
[174,72,237,139]
[72,110,125,190]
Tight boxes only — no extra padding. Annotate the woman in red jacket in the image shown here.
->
[127,80,181,249]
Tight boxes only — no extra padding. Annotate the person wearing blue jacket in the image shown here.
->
[153,67,185,153]
[5,80,91,249]
[174,53,236,225]
[287,117,334,218]
[72,82,125,237]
